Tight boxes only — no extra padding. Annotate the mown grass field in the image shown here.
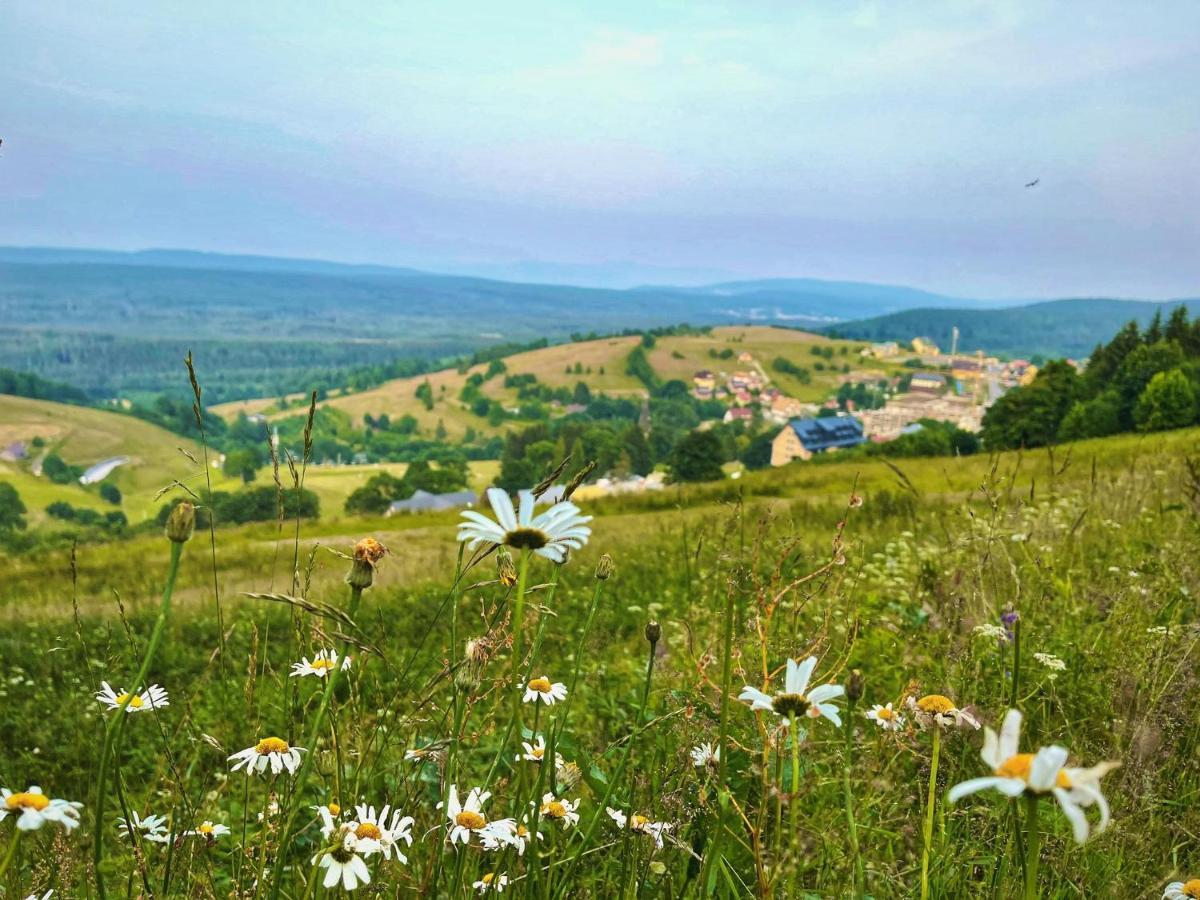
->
[0,426,1198,897]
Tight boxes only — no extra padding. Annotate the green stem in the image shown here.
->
[919,727,941,900]
[0,830,21,884]
[1023,795,1040,900]
[699,580,737,892]
[93,538,184,900]
[508,551,531,733]
[841,700,865,898]
[551,579,605,749]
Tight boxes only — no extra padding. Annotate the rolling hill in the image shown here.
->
[823,298,1198,359]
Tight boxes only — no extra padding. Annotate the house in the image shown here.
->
[737,351,754,363]
[386,489,478,515]
[768,395,812,423]
[0,442,27,462]
[863,341,900,359]
[909,372,947,394]
[859,393,984,438]
[692,370,716,393]
[724,407,754,424]
[733,389,753,405]
[950,357,983,381]
[770,416,865,466]
[912,337,941,355]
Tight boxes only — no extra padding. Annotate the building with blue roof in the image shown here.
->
[770,415,866,466]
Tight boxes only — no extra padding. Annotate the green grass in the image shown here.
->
[0,426,1198,898]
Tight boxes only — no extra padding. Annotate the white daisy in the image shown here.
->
[865,703,906,732]
[1165,881,1200,899]
[228,737,305,776]
[457,488,592,563]
[737,656,845,727]
[480,819,540,856]
[690,743,720,768]
[353,803,415,863]
[289,650,352,679]
[605,808,673,849]
[0,787,82,831]
[24,892,53,900]
[312,801,343,818]
[314,832,372,892]
[95,682,169,713]
[515,735,564,766]
[948,709,1119,843]
[185,820,231,841]
[538,793,580,828]
[523,676,567,706]
[473,873,509,894]
[439,785,491,846]
[906,694,981,730]
[115,811,170,844]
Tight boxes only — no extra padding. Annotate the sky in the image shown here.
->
[2,1,1198,297]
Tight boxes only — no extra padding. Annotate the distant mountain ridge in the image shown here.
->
[823,298,1199,359]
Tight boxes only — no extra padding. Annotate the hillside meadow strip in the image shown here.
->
[0,430,1199,897]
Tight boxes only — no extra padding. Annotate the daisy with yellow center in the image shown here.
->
[353,803,415,863]
[865,703,906,732]
[690,743,720,768]
[738,656,845,727]
[523,676,567,706]
[516,734,564,766]
[115,811,170,844]
[440,785,491,846]
[289,650,352,679]
[481,819,541,855]
[538,793,580,828]
[473,872,510,894]
[186,820,231,840]
[606,807,673,849]
[0,786,82,831]
[906,693,980,730]
[313,832,372,892]
[95,681,169,713]
[227,737,305,776]
[949,709,1119,843]
[1165,880,1200,899]
[457,488,592,562]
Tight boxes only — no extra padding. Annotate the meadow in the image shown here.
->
[1,425,1198,898]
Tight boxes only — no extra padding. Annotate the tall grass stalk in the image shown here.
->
[919,726,941,900]
[841,694,865,897]
[1023,795,1041,900]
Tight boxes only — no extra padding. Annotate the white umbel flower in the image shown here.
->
[948,709,1119,843]
[474,873,509,894]
[95,682,169,713]
[0,787,82,831]
[314,833,371,891]
[290,650,351,679]
[228,737,305,776]
[440,785,491,846]
[1164,880,1200,899]
[115,811,170,844]
[738,656,845,727]
[606,808,673,849]
[458,488,591,562]
[353,804,415,863]
[523,676,567,706]
[865,703,906,732]
[690,743,720,768]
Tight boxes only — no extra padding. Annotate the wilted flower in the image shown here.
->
[473,873,509,894]
[738,656,845,727]
[606,808,673,849]
[906,694,980,730]
[228,737,305,776]
[457,488,591,562]
[496,548,518,587]
[690,743,720,768]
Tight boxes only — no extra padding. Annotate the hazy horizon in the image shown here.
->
[3,1,1198,299]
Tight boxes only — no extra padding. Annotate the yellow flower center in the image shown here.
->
[481,873,496,885]
[631,814,649,830]
[917,694,955,714]
[355,822,382,840]
[198,822,214,835]
[115,692,145,709]
[1184,881,1200,898]
[542,801,567,819]
[531,747,545,759]
[516,825,528,837]
[994,753,1073,789]
[456,811,486,830]
[876,707,896,720]
[327,803,341,816]
[5,792,49,812]
[528,677,552,693]
[255,737,290,755]
[311,658,336,671]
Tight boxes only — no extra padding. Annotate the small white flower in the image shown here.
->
[1164,880,1200,899]
[314,833,371,892]
[738,656,845,727]
[458,488,592,562]
[115,811,170,844]
[606,808,672,849]
[473,873,509,894]
[185,820,231,841]
[289,650,351,679]
[480,819,540,855]
[95,682,169,713]
[972,624,1008,642]
[0,786,82,831]
[538,793,580,828]
[690,743,720,768]
[440,785,491,846]
[515,734,563,766]
[864,703,906,732]
[523,676,567,706]
[353,803,415,863]
[948,709,1119,843]
[1034,652,1067,678]
[228,737,305,776]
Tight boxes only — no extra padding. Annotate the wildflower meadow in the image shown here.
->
[1,415,1199,898]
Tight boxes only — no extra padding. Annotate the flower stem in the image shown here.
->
[841,700,865,898]
[1023,794,1040,900]
[93,538,183,900]
[919,726,941,900]
[699,578,737,892]
[0,830,21,884]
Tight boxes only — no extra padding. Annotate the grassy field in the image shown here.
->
[0,425,1198,897]
[211,327,898,436]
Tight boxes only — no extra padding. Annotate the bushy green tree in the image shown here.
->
[669,430,725,482]
[981,361,1081,450]
[99,482,122,505]
[1134,369,1197,432]
[0,483,27,531]
[1058,391,1121,442]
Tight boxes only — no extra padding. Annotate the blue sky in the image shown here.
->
[2,1,1198,296]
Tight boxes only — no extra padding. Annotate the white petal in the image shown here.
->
[947,776,1008,803]
[1029,746,1069,793]
[789,657,816,695]
[980,727,1001,770]
[486,488,517,532]
[1054,789,1090,843]
[518,490,534,527]
[998,709,1023,762]
[806,683,844,704]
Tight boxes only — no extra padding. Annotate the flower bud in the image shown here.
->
[556,760,582,793]
[594,553,615,581]
[644,620,661,646]
[496,548,518,587]
[346,537,387,590]
[846,669,864,703]
[165,501,196,543]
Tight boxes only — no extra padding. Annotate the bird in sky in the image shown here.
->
[1025,178,1039,188]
